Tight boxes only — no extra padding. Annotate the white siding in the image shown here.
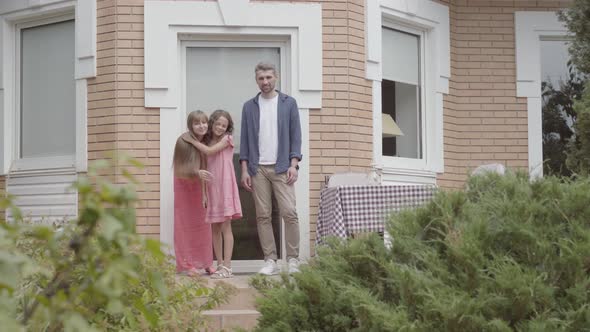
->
[6,171,77,223]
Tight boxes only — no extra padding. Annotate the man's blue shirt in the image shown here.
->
[239,91,302,176]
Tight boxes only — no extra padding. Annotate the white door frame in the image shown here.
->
[515,11,568,178]
[180,40,291,272]
[145,0,322,271]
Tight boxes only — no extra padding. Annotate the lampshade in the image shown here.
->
[382,113,404,137]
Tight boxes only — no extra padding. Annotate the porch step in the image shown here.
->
[207,274,260,310]
[202,309,260,331]
[201,274,271,330]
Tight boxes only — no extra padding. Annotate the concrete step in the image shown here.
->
[202,274,263,330]
[202,309,260,331]
[207,274,260,311]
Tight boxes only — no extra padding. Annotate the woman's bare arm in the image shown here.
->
[201,180,208,208]
[195,154,213,182]
[181,132,229,155]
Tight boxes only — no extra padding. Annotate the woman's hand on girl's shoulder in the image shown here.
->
[218,134,230,148]
[224,134,234,147]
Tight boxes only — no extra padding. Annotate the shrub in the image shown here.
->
[567,84,590,176]
[0,159,230,331]
[542,64,585,177]
[560,0,590,176]
[253,173,590,331]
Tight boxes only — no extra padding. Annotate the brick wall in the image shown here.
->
[439,0,571,189]
[101,0,376,242]
[96,0,572,241]
[90,0,118,177]
[91,0,159,238]
[113,0,160,238]
[308,0,373,247]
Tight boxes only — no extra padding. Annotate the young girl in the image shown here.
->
[183,110,242,279]
[172,111,229,276]
[205,110,242,279]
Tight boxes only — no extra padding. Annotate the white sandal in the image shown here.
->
[211,265,233,279]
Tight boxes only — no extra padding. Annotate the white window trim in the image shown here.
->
[145,0,322,263]
[13,14,76,173]
[515,12,567,179]
[0,0,96,175]
[366,0,449,185]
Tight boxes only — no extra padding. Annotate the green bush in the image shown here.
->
[0,159,230,331]
[560,0,590,176]
[542,65,585,177]
[252,173,590,331]
[567,84,590,176]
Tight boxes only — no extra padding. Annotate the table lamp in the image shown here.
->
[382,113,404,137]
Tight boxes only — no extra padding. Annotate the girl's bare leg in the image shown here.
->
[212,223,223,268]
[221,220,234,268]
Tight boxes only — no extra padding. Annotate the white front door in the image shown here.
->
[183,45,293,273]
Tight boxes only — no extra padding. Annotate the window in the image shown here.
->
[381,27,423,159]
[1,1,95,223]
[18,19,76,160]
[366,0,449,184]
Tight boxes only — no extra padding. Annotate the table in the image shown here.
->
[316,184,436,244]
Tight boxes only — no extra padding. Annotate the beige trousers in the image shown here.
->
[251,165,299,260]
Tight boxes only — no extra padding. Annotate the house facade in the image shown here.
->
[0,0,572,272]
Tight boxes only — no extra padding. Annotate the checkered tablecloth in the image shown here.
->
[316,185,436,244]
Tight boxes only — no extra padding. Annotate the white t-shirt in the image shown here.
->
[258,94,279,165]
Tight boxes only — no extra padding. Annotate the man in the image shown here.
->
[239,62,302,275]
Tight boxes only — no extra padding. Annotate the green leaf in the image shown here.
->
[123,307,138,330]
[63,313,100,332]
[106,299,124,314]
[127,158,145,169]
[149,271,168,301]
[0,311,24,332]
[100,215,123,241]
[30,225,54,240]
[88,159,110,174]
[134,299,159,328]
[145,238,165,261]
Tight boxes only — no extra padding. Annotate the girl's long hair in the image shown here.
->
[173,111,208,178]
[206,109,234,142]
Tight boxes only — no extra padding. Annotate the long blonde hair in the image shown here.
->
[173,111,208,178]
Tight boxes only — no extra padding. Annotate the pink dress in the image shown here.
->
[206,135,243,223]
[174,176,213,272]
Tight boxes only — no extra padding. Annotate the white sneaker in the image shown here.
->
[258,259,279,275]
[288,258,300,274]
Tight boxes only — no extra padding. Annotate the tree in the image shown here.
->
[558,0,590,176]
[542,63,585,176]
[559,0,590,74]
[566,86,590,175]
